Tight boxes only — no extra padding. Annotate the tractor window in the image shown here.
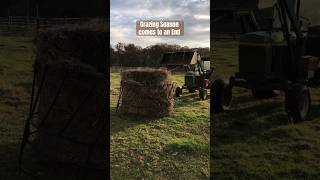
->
[256,0,282,30]
[272,3,283,30]
[203,61,210,71]
[300,0,320,26]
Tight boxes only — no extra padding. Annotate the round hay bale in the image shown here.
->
[119,68,176,118]
[35,23,108,74]
[29,24,108,171]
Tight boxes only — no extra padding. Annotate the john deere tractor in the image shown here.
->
[161,51,212,100]
[212,0,320,122]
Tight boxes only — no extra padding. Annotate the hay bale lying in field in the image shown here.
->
[119,68,176,117]
[30,23,108,170]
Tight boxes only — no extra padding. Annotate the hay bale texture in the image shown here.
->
[31,23,108,170]
[35,22,107,74]
[119,68,176,117]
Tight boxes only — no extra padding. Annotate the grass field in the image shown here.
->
[110,70,210,179]
[211,40,320,179]
[1,33,111,180]
[6,33,319,180]
[0,34,210,179]
[0,34,34,179]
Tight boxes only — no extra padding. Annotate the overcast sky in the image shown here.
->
[110,0,210,48]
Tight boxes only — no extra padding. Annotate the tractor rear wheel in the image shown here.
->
[199,89,207,100]
[251,89,275,99]
[175,87,182,97]
[285,84,311,122]
[211,79,233,113]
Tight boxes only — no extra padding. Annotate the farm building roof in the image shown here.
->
[161,51,198,65]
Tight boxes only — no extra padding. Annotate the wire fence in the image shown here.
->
[0,16,106,35]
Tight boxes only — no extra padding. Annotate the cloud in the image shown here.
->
[194,14,210,20]
[110,0,210,48]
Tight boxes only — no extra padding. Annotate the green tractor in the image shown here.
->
[212,0,320,122]
[161,51,212,100]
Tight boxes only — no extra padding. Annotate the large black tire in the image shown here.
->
[251,89,276,99]
[211,79,233,114]
[199,89,207,100]
[175,87,182,97]
[285,84,311,122]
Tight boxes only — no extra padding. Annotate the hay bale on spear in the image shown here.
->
[118,68,176,118]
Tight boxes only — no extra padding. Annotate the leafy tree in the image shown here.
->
[110,42,209,67]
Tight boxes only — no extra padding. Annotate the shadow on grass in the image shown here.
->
[308,103,320,121]
[231,94,261,104]
[110,107,162,134]
[212,93,320,147]
[7,143,107,180]
[110,92,204,134]
[0,143,35,180]
[14,81,33,95]
[211,97,288,146]
[175,92,205,108]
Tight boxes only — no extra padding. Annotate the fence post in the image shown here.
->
[36,17,39,32]
[7,16,11,31]
[27,16,30,26]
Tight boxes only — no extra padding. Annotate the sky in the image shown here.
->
[110,0,210,48]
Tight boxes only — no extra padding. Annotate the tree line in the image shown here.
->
[110,43,210,67]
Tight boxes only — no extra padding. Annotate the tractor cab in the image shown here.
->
[212,0,320,122]
[237,0,307,84]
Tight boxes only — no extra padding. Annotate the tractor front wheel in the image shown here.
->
[175,86,183,97]
[285,84,311,122]
[199,88,207,100]
[211,79,233,113]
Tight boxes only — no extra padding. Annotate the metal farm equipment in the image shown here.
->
[161,51,213,100]
[212,0,320,122]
